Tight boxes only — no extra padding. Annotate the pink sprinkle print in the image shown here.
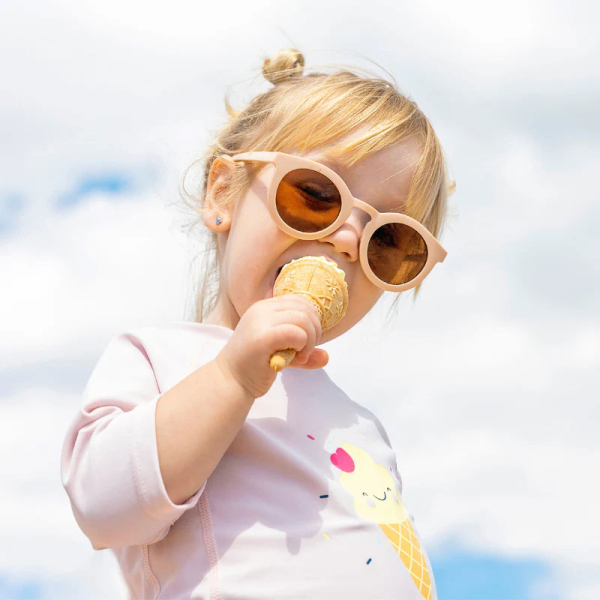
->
[307,435,315,440]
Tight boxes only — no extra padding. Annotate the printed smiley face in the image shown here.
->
[330,443,408,525]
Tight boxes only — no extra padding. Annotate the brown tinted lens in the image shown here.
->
[367,222,428,285]
[275,169,342,233]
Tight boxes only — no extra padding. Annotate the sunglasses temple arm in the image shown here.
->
[226,153,276,166]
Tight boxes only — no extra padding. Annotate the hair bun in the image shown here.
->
[262,49,305,85]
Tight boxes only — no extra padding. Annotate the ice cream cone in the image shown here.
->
[270,256,348,372]
[379,519,432,600]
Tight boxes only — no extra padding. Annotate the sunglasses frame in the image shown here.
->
[221,151,448,292]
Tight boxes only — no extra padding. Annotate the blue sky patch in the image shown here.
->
[0,574,42,600]
[55,173,133,209]
[430,549,558,600]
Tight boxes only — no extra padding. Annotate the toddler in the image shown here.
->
[61,48,453,600]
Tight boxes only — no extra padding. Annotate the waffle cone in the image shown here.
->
[379,520,432,600]
[269,256,348,371]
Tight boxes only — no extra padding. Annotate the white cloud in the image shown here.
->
[0,386,127,597]
[0,191,197,368]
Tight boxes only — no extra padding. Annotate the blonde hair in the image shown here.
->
[179,49,455,324]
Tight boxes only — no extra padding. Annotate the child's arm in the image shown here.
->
[60,331,252,551]
[155,358,255,506]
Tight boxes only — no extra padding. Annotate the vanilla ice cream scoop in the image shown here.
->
[269,256,349,372]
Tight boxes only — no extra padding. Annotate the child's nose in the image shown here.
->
[318,208,366,262]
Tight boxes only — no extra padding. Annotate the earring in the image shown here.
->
[216,216,223,225]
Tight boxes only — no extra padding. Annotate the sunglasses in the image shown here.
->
[221,151,448,292]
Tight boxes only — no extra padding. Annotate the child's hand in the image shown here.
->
[214,295,328,399]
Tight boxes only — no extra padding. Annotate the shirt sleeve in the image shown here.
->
[60,331,206,550]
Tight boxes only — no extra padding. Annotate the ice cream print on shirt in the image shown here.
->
[330,443,432,600]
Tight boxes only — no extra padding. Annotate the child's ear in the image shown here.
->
[204,156,236,232]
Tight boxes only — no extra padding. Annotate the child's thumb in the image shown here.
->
[302,348,329,369]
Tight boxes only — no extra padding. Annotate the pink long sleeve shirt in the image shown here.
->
[60,321,436,600]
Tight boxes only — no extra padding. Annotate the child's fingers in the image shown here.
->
[270,310,320,361]
[271,296,322,342]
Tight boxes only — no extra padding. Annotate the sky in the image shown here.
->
[0,0,599,598]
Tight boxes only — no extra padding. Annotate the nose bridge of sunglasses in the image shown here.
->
[328,205,371,239]
[351,198,379,221]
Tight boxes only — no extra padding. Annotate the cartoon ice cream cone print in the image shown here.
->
[330,443,432,600]
[378,519,432,599]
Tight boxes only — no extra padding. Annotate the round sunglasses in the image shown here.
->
[221,151,448,292]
